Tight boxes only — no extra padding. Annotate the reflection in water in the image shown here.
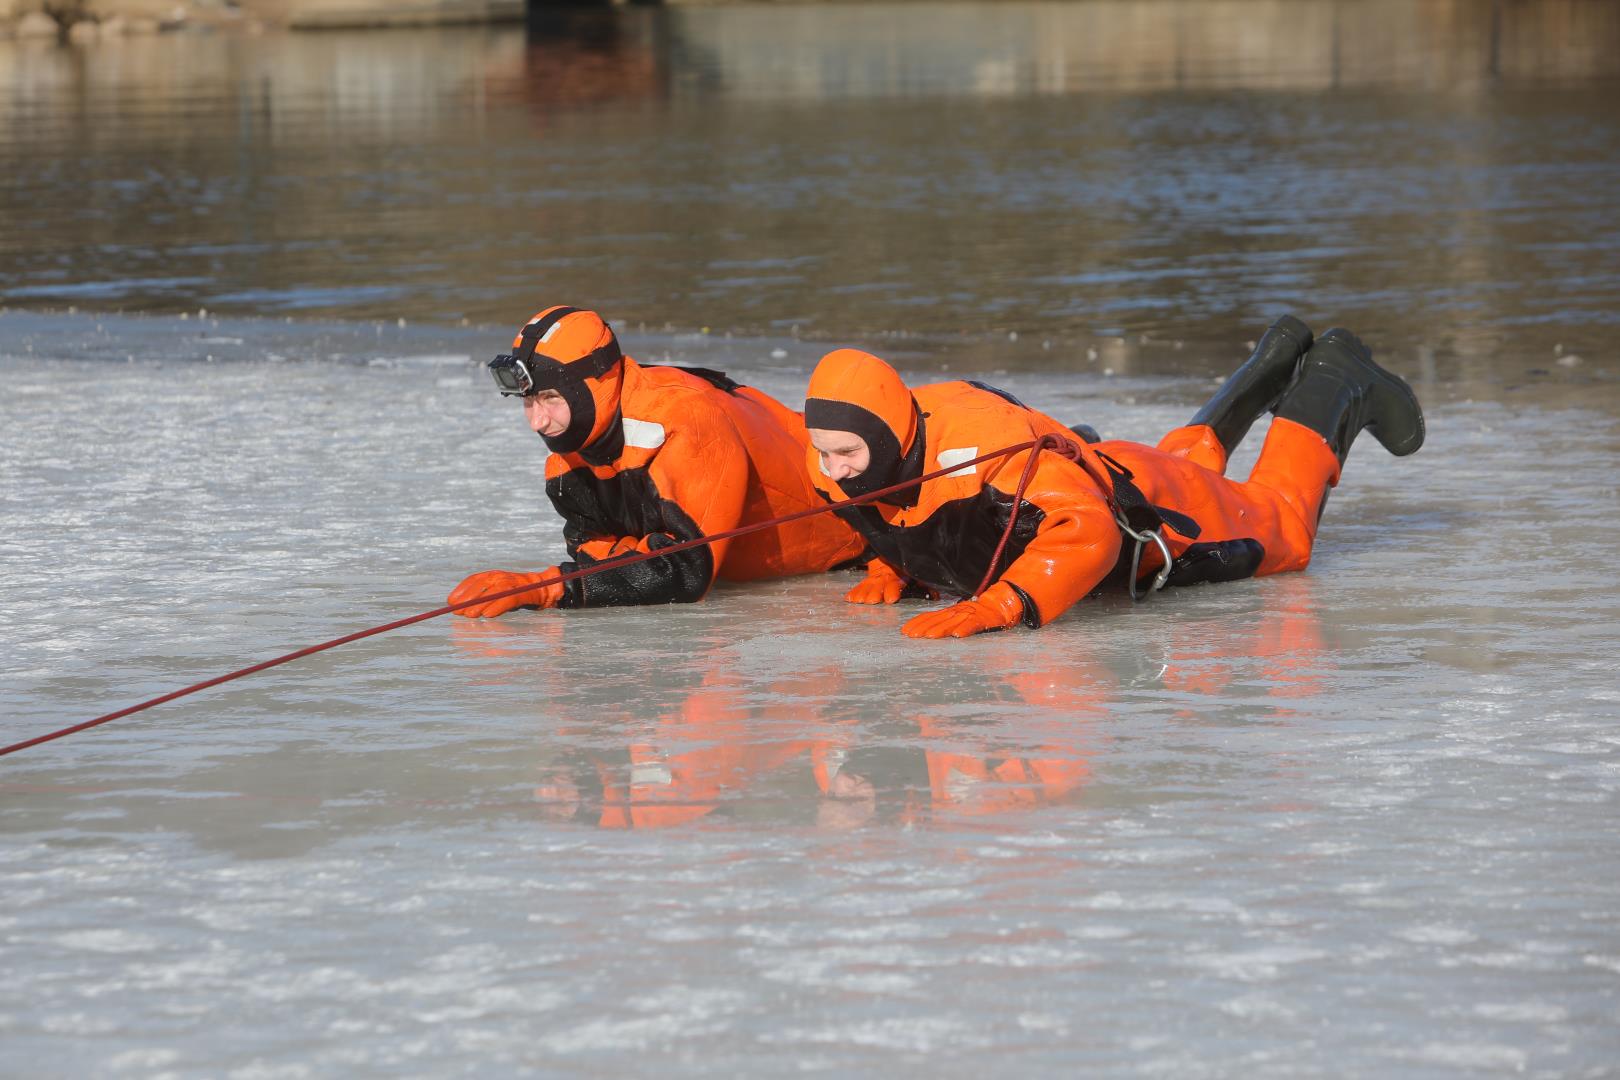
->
[441,589,1326,832]
[500,9,666,114]
[1,0,1617,392]
[641,0,1620,96]
[532,662,1102,831]
[1163,575,1329,712]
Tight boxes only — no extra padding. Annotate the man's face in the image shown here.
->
[808,428,871,482]
[524,389,572,439]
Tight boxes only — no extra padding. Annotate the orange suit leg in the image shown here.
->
[1240,416,1342,571]
[1156,423,1229,474]
[1099,416,1340,578]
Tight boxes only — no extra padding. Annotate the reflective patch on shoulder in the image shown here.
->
[622,417,667,449]
[937,446,979,477]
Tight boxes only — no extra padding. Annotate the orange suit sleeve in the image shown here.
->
[986,452,1121,626]
[558,396,751,607]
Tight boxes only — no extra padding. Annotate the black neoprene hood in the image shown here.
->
[804,397,926,505]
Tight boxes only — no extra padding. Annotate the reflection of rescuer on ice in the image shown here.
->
[449,306,865,615]
[804,316,1425,638]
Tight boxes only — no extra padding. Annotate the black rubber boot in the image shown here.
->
[1189,314,1314,456]
[1273,327,1425,465]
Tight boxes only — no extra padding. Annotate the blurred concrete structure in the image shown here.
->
[213,0,1620,84]
[632,0,1620,94]
[2,0,1617,65]
[243,0,523,28]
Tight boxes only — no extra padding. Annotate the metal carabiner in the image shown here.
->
[1121,519,1174,602]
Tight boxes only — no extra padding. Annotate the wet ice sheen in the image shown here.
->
[2,311,1618,1075]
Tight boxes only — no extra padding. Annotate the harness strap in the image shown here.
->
[516,316,624,384]
[1078,449,1204,601]
[1088,451,1202,540]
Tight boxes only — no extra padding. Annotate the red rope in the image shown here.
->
[971,433,1084,598]
[2,439,1055,759]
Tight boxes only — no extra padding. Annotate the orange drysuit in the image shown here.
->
[804,348,1342,637]
[452,307,864,614]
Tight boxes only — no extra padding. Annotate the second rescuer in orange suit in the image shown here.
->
[449,306,865,615]
[804,316,1426,639]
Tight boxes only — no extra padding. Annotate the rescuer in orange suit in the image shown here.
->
[803,316,1425,638]
[449,306,865,615]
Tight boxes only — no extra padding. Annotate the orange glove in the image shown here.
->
[901,582,1026,639]
[447,568,565,619]
[846,558,907,605]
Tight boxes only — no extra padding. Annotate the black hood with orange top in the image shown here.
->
[804,348,927,505]
[509,305,626,457]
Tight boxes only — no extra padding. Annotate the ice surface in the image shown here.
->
[2,311,1618,1076]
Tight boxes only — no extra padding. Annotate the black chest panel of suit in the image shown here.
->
[831,487,1046,601]
[545,466,714,607]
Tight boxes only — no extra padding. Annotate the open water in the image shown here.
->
[3,2,1619,1076]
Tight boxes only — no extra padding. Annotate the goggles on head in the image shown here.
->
[486,308,624,398]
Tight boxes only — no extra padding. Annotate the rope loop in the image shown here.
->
[971,432,1083,598]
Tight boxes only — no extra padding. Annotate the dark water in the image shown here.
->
[3,0,1619,394]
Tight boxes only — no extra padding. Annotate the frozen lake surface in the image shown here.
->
[2,310,1617,1075]
[4,0,1620,1071]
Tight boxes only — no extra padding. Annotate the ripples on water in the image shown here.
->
[3,3,1620,1076]
[2,0,1619,386]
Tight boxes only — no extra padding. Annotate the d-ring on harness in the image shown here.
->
[1086,449,1202,601]
[1118,516,1175,601]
